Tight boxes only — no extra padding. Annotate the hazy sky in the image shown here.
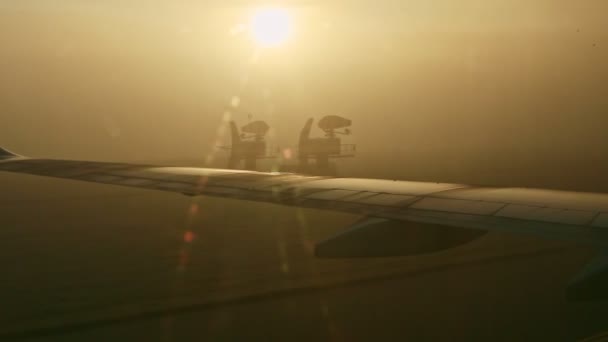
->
[1,1,607,186]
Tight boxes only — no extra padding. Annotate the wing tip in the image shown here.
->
[0,147,20,159]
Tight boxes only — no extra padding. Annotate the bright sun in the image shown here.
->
[249,7,292,47]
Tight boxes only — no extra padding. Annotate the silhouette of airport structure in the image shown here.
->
[218,120,277,170]
[298,115,356,172]
[219,115,355,175]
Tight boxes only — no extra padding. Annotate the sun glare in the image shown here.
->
[250,7,292,48]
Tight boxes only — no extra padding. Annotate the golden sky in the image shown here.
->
[0,1,607,183]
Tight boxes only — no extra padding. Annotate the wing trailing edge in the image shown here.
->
[567,250,608,301]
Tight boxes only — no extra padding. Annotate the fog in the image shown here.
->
[1,1,607,189]
[2,3,608,339]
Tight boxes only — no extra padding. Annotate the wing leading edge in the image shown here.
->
[2,152,608,300]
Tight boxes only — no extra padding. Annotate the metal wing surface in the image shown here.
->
[2,152,608,249]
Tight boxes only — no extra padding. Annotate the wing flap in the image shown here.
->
[314,217,487,258]
[376,208,608,248]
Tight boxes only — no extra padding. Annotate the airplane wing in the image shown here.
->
[1,147,607,300]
